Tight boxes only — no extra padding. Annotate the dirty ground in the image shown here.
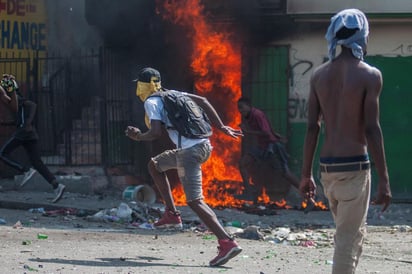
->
[0,190,411,274]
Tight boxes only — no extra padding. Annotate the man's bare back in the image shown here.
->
[310,48,383,158]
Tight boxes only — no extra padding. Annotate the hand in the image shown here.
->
[220,125,243,139]
[299,177,317,201]
[371,180,392,212]
[125,126,141,141]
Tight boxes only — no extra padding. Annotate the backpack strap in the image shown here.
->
[147,90,183,148]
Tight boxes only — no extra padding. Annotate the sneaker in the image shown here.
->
[20,168,37,187]
[209,239,242,267]
[52,183,66,203]
[153,209,183,229]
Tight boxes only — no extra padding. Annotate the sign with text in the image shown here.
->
[0,0,47,55]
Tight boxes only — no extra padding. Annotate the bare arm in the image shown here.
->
[300,72,322,199]
[364,68,391,211]
[188,93,242,138]
[125,120,163,141]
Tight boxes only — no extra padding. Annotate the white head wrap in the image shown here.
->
[325,9,369,61]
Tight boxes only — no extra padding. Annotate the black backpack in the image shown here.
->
[149,90,212,144]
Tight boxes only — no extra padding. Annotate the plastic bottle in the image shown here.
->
[0,218,6,225]
[37,233,48,239]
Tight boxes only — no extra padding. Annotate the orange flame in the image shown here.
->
[301,200,328,211]
[256,189,292,209]
[158,0,243,207]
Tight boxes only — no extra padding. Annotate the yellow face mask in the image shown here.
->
[135,76,161,101]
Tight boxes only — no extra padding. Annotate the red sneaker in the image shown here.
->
[209,239,242,267]
[153,209,183,229]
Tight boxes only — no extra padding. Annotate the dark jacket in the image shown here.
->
[14,95,38,140]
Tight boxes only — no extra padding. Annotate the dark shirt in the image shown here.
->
[244,107,279,148]
[14,96,38,140]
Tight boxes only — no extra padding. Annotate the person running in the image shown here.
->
[125,67,243,267]
[0,74,66,203]
[299,9,391,273]
[235,97,300,202]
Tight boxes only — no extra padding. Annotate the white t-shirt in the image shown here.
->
[144,93,208,149]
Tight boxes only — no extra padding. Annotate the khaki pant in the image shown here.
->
[320,169,371,274]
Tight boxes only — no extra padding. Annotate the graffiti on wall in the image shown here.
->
[391,44,412,56]
[288,51,314,122]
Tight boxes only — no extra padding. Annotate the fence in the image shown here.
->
[0,48,147,178]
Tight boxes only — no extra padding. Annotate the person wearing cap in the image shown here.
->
[299,9,391,273]
[0,74,66,203]
[126,67,243,267]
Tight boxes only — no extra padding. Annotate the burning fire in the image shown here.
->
[157,0,244,207]
[258,188,293,209]
[301,200,328,211]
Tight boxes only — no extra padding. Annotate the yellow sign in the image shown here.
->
[0,0,47,55]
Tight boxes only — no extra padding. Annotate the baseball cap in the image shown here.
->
[133,67,161,83]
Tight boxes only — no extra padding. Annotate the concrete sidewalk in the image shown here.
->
[0,188,124,213]
[0,167,132,213]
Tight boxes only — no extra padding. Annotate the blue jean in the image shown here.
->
[151,141,212,202]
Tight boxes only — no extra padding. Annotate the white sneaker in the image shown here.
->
[20,168,37,187]
[52,183,66,203]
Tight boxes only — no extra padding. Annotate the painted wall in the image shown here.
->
[274,23,412,123]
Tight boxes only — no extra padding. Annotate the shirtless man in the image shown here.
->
[299,9,391,274]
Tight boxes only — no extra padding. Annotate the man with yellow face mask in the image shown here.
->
[135,67,162,101]
[126,67,243,267]
[134,67,162,128]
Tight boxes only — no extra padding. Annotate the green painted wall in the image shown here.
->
[365,56,412,199]
[243,46,289,136]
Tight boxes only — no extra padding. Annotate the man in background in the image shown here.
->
[0,74,66,203]
[236,97,300,203]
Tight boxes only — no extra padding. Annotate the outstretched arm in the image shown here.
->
[188,93,242,139]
